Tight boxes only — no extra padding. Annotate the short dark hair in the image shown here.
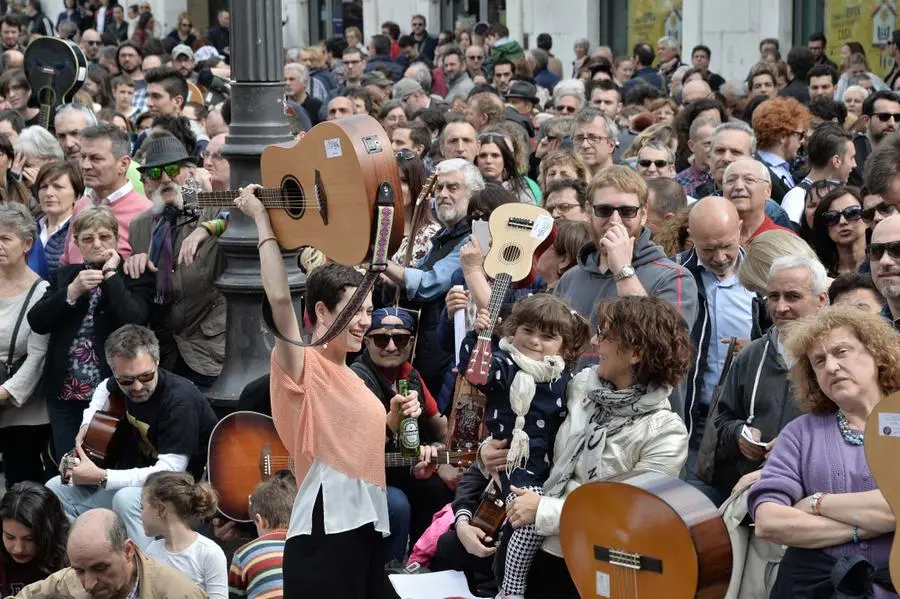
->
[491,24,509,38]
[150,114,197,156]
[115,41,143,68]
[370,34,391,57]
[35,160,85,198]
[646,178,688,217]
[249,475,297,529]
[104,324,160,365]
[862,90,900,117]
[342,46,363,61]
[806,122,853,169]
[381,21,400,40]
[443,46,464,64]
[536,33,552,51]
[0,14,23,29]
[305,263,364,325]
[691,45,711,58]
[324,36,347,59]
[493,58,515,73]
[624,80,662,106]
[80,122,132,158]
[787,46,816,81]
[345,87,373,115]
[587,78,622,102]
[0,109,24,133]
[633,43,655,67]
[828,272,884,306]
[110,74,135,90]
[410,107,445,135]
[398,34,415,49]
[807,63,838,85]
[808,96,847,124]
[545,178,587,209]
[144,66,188,106]
[396,121,431,154]
[865,135,900,195]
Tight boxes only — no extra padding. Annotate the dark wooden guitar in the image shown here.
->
[865,389,900,590]
[208,411,475,522]
[560,470,732,599]
[464,203,555,385]
[61,388,128,481]
[24,37,87,130]
[181,114,404,264]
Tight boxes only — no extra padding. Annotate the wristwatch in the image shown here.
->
[98,471,109,489]
[614,265,636,282]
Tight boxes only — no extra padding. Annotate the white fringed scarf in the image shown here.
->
[498,337,566,474]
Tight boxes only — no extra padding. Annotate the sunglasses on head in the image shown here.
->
[592,204,640,219]
[869,241,900,261]
[821,205,863,227]
[638,159,669,169]
[144,163,183,180]
[875,112,900,123]
[862,202,896,224]
[115,370,156,387]
[367,332,412,350]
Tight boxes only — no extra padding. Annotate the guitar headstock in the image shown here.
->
[180,178,203,217]
[453,450,478,467]
[464,337,493,386]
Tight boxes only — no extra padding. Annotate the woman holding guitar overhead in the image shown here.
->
[479,296,691,597]
[236,186,421,598]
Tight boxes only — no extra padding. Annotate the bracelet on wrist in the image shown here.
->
[852,525,860,544]
[257,236,277,250]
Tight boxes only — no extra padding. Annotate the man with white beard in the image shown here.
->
[122,135,226,388]
[380,158,483,394]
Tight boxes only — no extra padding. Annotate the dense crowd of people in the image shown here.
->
[0,0,900,598]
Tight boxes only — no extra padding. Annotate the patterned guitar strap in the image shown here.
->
[262,181,396,348]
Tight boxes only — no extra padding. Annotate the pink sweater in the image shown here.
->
[61,189,153,265]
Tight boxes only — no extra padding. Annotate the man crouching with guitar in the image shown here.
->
[47,324,219,549]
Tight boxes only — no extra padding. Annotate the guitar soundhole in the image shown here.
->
[501,244,522,263]
[281,176,305,219]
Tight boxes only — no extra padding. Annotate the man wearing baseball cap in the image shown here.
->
[171,44,196,81]
[394,78,446,112]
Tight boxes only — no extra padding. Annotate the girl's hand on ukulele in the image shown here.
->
[234,184,266,221]
[473,308,491,331]
[456,519,496,557]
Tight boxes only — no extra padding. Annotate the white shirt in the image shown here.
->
[96,6,107,34]
[781,178,812,224]
[85,180,134,206]
[38,214,71,245]
[145,535,228,599]
[288,459,390,539]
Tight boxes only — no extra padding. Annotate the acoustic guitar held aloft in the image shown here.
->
[865,389,900,591]
[560,470,732,599]
[207,411,475,522]
[24,37,87,130]
[465,203,555,386]
[180,114,404,265]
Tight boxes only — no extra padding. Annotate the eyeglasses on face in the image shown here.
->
[115,370,156,387]
[638,159,670,169]
[556,105,578,114]
[144,163,183,180]
[821,205,863,227]
[591,204,640,219]
[869,241,900,261]
[573,133,608,146]
[875,112,900,122]
[861,202,896,224]
[85,40,103,46]
[367,332,412,350]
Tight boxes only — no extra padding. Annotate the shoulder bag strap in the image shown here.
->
[6,279,42,366]
[263,182,397,348]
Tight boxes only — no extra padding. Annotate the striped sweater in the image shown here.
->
[227,530,287,599]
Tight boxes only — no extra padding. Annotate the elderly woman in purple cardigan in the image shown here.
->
[748,305,900,598]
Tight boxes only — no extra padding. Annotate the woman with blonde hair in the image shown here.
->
[344,26,367,57]
[749,305,900,597]
[538,149,589,189]
[738,229,820,295]
[622,123,677,162]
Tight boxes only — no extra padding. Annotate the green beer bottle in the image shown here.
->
[398,379,420,458]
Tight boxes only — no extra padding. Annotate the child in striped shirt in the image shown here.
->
[228,473,298,599]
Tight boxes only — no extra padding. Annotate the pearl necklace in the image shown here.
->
[837,411,864,446]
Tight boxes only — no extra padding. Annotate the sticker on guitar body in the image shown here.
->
[324,137,342,158]
[879,412,900,437]
[596,571,610,597]
[530,214,554,240]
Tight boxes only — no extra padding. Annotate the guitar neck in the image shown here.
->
[465,273,513,385]
[384,450,463,468]
[476,273,513,343]
[38,104,52,131]
[191,188,283,208]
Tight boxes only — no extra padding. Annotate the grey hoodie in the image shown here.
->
[553,227,698,419]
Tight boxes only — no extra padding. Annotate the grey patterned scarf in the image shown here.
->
[543,374,670,497]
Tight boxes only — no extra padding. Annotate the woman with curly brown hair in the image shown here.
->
[749,305,900,598]
[751,97,811,203]
[481,295,693,597]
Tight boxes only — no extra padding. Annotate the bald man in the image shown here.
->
[327,95,356,121]
[681,79,713,104]
[10,509,205,598]
[675,195,757,506]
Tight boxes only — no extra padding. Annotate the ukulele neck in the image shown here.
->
[477,273,513,342]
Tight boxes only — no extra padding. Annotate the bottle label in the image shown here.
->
[399,417,420,449]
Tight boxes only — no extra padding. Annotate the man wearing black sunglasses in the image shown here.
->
[350,308,451,561]
[124,136,226,388]
[870,215,900,329]
[854,90,900,182]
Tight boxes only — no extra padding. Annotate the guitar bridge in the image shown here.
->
[260,443,273,479]
[594,546,663,574]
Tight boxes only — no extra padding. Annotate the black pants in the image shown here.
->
[523,551,579,598]
[48,398,88,463]
[283,490,384,599]
[385,469,454,545]
[0,424,52,488]
[431,528,497,595]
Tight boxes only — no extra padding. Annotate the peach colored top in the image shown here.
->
[270,349,387,490]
